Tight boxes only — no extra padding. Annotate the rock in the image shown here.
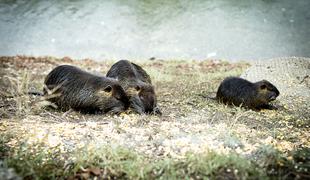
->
[0,161,22,180]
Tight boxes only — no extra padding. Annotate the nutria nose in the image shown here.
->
[269,96,276,101]
[269,92,278,101]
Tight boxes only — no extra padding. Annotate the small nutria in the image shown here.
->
[44,65,130,114]
[216,77,280,110]
[106,60,161,115]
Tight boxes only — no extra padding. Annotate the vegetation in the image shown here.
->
[0,56,309,179]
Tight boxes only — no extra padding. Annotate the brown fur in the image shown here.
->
[44,65,130,114]
[216,77,280,110]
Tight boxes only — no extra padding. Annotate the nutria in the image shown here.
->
[216,77,280,110]
[106,60,161,115]
[44,65,130,114]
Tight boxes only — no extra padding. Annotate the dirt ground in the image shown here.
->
[0,56,309,179]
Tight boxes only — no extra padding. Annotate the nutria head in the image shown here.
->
[255,80,280,104]
[126,82,161,115]
[95,80,130,114]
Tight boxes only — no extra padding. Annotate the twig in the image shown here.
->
[62,109,73,118]
[299,75,309,84]
[41,110,64,122]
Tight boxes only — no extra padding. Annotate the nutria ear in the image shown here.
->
[104,85,112,93]
[135,85,141,92]
[98,85,113,96]
[127,86,141,96]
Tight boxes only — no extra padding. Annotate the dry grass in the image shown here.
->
[0,56,309,179]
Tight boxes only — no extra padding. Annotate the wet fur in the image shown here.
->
[216,77,280,110]
[44,65,129,114]
[106,60,161,115]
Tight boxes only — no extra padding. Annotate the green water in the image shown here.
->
[0,0,309,61]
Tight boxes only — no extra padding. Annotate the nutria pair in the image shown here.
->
[44,60,161,115]
[216,77,280,110]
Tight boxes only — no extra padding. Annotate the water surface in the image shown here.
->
[0,0,309,61]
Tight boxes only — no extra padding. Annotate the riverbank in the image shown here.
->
[0,56,309,179]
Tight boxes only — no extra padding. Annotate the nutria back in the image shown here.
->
[107,60,161,115]
[216,77,280,110]
[44,65,129,114]
[107,60,152,84]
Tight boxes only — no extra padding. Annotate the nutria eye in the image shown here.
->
[104,86,112,93]
[135,86,141,91]
[260,84,267,90]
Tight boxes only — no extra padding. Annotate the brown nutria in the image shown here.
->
[216,77,280,110]
[44,65,130,114]
[106,60,161,115]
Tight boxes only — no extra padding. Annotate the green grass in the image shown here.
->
[3,135,308,179]
[1,135,264,179]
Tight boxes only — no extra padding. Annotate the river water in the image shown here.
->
[0,0,309,61]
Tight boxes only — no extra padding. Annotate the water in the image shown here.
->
[0,0,309,61]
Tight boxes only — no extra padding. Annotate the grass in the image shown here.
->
[1,135,264,179]
[0,56,309,179]
[3,136,308,179]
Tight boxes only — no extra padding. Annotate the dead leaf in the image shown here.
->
[89,167,101,176]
